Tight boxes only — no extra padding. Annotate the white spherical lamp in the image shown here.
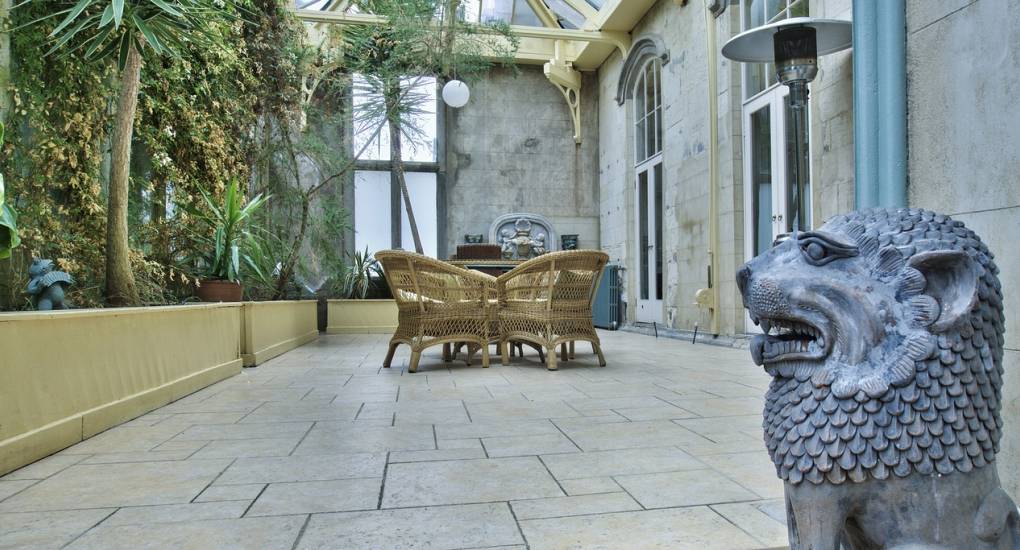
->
[442,80,470,108]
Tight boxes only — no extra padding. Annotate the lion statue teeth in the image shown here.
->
[737,208,1019,549]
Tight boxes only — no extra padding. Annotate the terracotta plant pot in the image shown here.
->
[195,279,243,302]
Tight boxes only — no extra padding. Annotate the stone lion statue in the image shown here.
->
[737,208,1019,549]
[26,258,73,310]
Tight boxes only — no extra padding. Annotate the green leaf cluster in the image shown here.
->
[181,178,269,282]
[0,123,21,260]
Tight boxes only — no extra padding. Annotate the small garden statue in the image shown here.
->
[27,259,73,310]
[738,208,1019,549]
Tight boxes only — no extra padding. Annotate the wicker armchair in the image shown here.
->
[497,250,609,370]
[376,250,498,373]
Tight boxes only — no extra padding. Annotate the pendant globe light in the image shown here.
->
[442,80,470,108]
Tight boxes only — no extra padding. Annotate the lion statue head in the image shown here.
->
[737,208,1005,485]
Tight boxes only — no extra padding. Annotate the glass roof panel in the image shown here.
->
[544,0,586,28]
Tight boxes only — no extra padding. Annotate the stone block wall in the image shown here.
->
[443,66,600,256]
[596,0,854,334]
[905,0,1020,497]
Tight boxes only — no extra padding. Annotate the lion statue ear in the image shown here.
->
[907,249,979,333]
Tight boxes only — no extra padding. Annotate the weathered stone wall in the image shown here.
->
[905,0,1020,497]
[443,66,600,257]
[597,0,853,334]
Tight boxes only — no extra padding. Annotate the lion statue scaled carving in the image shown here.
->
[737,208,1019,549]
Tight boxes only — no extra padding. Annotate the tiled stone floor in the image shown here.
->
[0,331,790,549]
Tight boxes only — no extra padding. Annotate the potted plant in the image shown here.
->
[185,179,269,302]
[336,248,385,299]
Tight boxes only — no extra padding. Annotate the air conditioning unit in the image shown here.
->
[592,264,621,330]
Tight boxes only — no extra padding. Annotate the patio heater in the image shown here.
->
[721,18,852,234]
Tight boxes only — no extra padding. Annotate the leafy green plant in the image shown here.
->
[29,0,242,305]
[184,179,269,283]
[0,123,20,260]
[337,248,382,299]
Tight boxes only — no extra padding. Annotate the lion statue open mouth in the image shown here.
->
[737,208,1018,548]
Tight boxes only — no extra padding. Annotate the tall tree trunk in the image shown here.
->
[105,42,142,306]
[273,192,309,299]
[387,80,423,254]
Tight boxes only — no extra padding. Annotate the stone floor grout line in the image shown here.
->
[376,451,391,509]
[190,458,237,504]
[535,456,568,497]
[289,514,313,550]
[0,477,44,503]
[505,501,532,550]
[609,474,648,511]
[461,400,473,422]
[58,507,119,549]
[241,484,270,517]
[183,440,213,460]
[432,425,439,450]
[353,402,365,420]
[289,421,318,457]
[708,502,779,548]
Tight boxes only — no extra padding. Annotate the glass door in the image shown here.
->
[742,86,810,331]
[635,160,663,323]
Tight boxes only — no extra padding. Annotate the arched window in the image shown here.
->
[633,58,663,164]
[631,57,663,323]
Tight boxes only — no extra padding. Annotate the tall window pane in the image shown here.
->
[399,173,438,257]
[354,171,393,254]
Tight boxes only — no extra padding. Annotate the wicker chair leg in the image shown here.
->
[560,343,569,363]
[569,341,575,359]
[537,346,545,363]
[482,343,490,368]
[546,346,558,371]
[408,350,422,373]
[501,340,510,365]
[383,342,399,368]
[593,342,607,367]
[442,343,452,362]
[509,342,516,358]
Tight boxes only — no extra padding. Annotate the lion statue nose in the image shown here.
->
[736,265,752,295]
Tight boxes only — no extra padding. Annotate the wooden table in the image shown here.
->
[447,259,523,276]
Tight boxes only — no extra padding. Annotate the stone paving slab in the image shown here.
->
[68,516,306,549]
[615,469,760,508]
[0,459,232,512]
[0,509,115,548]
[247,478,381,516]
[519,506,763,549]
[382,456,564,508]
[299,503,523,549]
[510,492,642,520]
[215,453,385,485]
[0,331,788,548]
[540,446,705,480]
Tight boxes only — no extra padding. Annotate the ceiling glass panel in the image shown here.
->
[544,0,586,28]
[511,0,542,26]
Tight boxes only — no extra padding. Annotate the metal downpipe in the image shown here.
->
[704,0,721,335]
[853,0,907,208]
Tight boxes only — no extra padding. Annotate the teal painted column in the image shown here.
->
[853,0,906,209]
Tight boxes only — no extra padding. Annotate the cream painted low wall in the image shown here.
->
[326,299,398,334]
[241,300,318,366]
[0,304,243,476]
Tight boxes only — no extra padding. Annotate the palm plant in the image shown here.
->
[337,248,383,299]
[0,123,20,260]
[184,179,270,283]
[30,0,240,305]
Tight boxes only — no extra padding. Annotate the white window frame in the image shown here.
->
[632,57,664,324]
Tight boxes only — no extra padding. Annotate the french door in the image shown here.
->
[635,158,664,323]
[742,86,810,331]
